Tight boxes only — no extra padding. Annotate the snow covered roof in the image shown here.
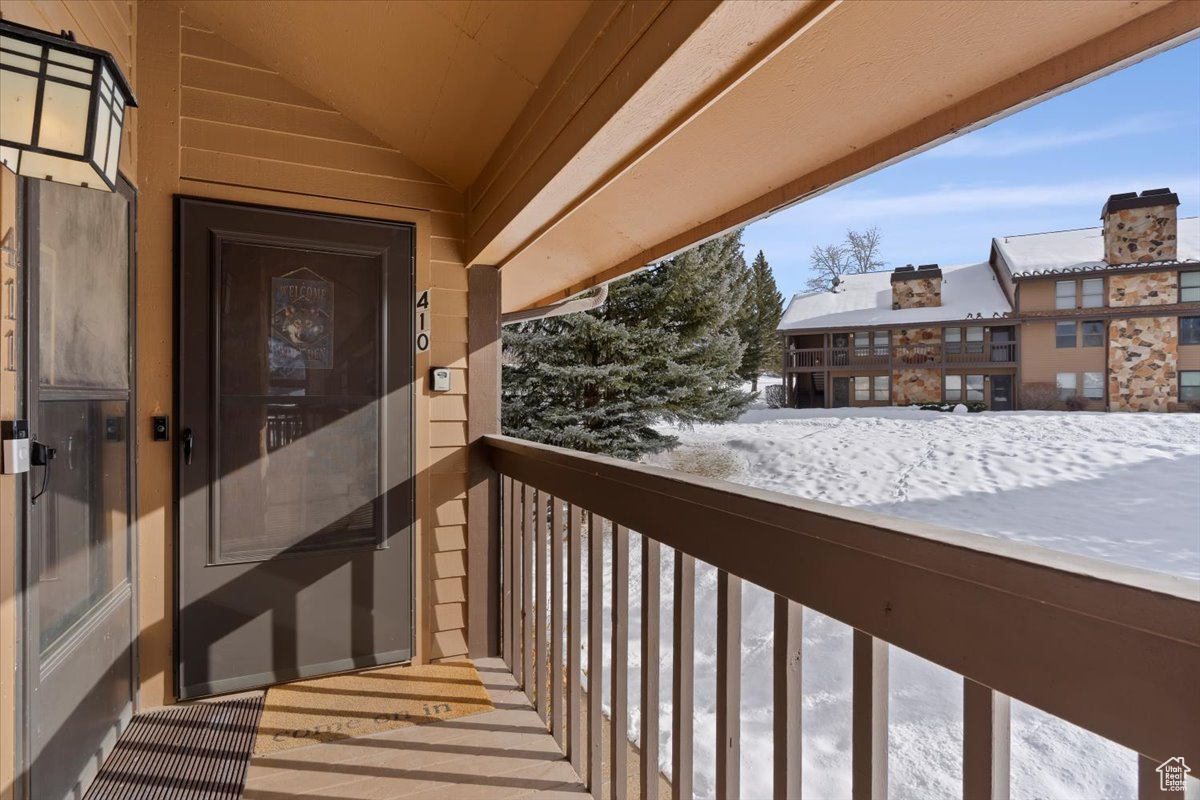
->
[777,261,1011,331]
[994,216,1200,277]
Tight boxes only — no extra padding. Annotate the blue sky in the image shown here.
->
[743,38,1200,300]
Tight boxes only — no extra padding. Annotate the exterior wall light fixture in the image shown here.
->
[0,19,137,191]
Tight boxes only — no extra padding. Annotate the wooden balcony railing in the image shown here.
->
[786,342,1018,370]
[486,434,1199,800]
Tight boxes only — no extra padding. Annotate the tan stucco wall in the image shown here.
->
[1108,271,1178,307]
[1108,317,1179,412]
[1180,343,1200,371]
[1019,320,1107,384]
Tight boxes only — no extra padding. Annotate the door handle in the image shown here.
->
[182,428,194,466]
[30,440,56,505]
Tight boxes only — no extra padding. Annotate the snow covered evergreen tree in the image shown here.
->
[502,230,750,459]
[736,249,784,390]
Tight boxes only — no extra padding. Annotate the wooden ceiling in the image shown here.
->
[176,0,592,192]
[174,0,1200,312]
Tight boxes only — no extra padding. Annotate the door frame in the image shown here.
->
[171,195,417,699]
[17,174,139,799]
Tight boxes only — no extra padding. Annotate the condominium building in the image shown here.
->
[779,188,1200,411]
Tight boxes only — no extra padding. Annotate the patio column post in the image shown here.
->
[467,264,502,657]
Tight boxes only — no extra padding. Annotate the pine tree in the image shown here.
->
[502,231,750,459]
[736,250,784,391]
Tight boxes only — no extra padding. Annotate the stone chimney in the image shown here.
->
[1101,188,1179,264]
[891,263,942,309]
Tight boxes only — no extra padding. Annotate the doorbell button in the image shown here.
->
[1,419,30,474]
[152,415,170,442]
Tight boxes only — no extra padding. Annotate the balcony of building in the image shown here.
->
[785,341,1018,371]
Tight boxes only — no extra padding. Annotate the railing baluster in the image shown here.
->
[503,476,514,671]
[774,596,803,800]
[552,497,565,746]
[641,537,661,800]
[852,631,888,800]
[964,679,1010,800]
[717,569,742,800]
[672,552,695,800]
[523,484,535,696]
[568,504,583,776]
[537,490,548,722]
[588,513,603,798]
[612,524,630,800]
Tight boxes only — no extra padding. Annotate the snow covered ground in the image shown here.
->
[582,407,1199,799]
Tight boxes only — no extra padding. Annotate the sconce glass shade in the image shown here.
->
[0,19,138,192]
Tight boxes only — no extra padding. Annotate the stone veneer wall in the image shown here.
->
[891,369,941,405]
[1108,317,1178,411]
[892,277,942,309]
[1108,271,1177,307]
[1103,204,1177,263]
[894,327,941,346]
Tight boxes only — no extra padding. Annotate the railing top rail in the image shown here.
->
[485,433,1200,765]
[485,435,1193,606]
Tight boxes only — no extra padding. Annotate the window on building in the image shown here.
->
[944,375,962,403]
[1182,371,1200,405]
[873,330,888,356]
[854,376,870,401]
[965,326,984,354]
[1082,320,1105,347]
[854,331,870,356]
[1083,372,1104,400]
[1081,278,1104,308]
[1055,321,1076,348]
[965,375,984,402]
[1056,372,1076,400]
[1181,316,1200,346]
[944,326,962,354]
[1181,272,1200,303]
[1055,280,1076,310]
[873,375,889,400]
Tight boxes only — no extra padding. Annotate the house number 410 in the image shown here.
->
[415,290,431,352]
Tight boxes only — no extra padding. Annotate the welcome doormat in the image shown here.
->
[253,660,493,755]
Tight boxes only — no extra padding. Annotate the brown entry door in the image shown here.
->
[176,198,414,699]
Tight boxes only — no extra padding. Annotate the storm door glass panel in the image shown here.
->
[35,400,129,652]
[37,180,129,390]
[216,241,383,562]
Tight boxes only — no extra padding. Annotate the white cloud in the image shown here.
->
[806,175,1200,221]
[925,113,1182,159]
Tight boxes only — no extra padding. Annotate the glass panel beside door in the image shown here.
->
[24,177,135,800]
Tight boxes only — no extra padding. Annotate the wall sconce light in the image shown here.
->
[0,18,138,191]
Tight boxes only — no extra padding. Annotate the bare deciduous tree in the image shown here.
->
[846,226,885,273]
[805,227,886,291]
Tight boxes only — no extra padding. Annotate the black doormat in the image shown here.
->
[84,694,264,800]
